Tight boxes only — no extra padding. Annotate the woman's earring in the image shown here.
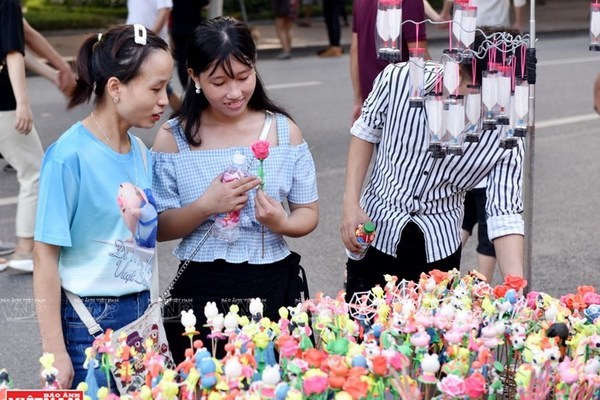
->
[113,96,120,103]
[195,82,201,94]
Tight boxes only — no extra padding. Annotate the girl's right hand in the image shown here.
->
[199,174,262,214]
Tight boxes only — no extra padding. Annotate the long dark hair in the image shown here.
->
[175,16,291,146]
[68,24,169,109]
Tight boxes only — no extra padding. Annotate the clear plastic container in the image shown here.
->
[212,153,248,242]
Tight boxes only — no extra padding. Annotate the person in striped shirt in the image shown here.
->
[341,27,525,300]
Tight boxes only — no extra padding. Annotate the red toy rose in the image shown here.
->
[251,140,270,160]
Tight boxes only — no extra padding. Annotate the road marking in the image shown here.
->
[0,196,17,206]
[265,81,321,90]
[536,113,598,129]
[0,113,597,206]
[539,57,600,67]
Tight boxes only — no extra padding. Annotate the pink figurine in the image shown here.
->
[557,357,579,384]
[480,323,501,349]
[410,329,431,350]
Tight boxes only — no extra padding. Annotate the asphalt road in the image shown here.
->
[1,33,600,388]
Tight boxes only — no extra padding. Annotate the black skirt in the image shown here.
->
[164,252,305,363]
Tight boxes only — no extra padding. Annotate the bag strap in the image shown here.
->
[133,135,148,174]
[298,264,310,301]
[258,111,273,141]
[159,223,214,303]
[64,290,104,337]
[64,252,159,337]
[65,224,215,337]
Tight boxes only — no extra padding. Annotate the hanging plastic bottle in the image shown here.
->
[481,70,498,131]
[425,91,446,158]
[212,153,248,242]
[446,95,466,156]
[345,221,376,261]
[387,0,403,62]
[500,95,518,150]
[464,84,481,142]
[459,6,477,60]
[591,3,600,51]
[451,1,476,55]
[442,49,460,97]
[495,65,512,126]
[408,47,426,108]
[450,0,468,50]
[513,77,529,137]
[376,0,392,59]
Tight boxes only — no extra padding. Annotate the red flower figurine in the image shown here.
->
[251,140,270,189]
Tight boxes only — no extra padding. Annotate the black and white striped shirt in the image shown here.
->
[351,61,524,263]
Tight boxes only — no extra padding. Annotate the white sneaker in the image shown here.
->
[0,258,8,272]
[7,253,33,273]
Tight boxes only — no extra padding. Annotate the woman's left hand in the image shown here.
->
[254,189,287,233]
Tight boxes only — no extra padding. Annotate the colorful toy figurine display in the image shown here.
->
[6,269,600,399]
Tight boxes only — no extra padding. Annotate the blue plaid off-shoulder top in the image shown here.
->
[152,113,318,264]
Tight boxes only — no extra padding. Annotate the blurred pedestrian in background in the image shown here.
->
[273,0,297,59]
[23,19,76,97]
[170,0,210,88]
[439,0,526,32]
[318,0,344,57]
[127,0,182,109]
[1,17,76,176]
[0,0,45,273]
[297,0,314,27]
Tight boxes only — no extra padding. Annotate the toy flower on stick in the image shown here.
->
[251,139,270,257]
[251,140,270,189]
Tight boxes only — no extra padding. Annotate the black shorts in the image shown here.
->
[462,188,496,257]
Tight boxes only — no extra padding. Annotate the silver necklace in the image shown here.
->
[91,112,119,151]
[90,112,138,185]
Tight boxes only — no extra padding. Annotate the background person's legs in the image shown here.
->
[318,0,343,57]
[0,111,43,272]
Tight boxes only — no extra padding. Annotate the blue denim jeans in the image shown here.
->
[61,290,150,390]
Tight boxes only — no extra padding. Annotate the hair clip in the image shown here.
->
[97,33,102,42]
[133,24,147,46]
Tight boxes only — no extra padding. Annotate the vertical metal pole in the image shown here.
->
[524,0,536,294]
[208,0,224,19]
[239,0,249,24]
